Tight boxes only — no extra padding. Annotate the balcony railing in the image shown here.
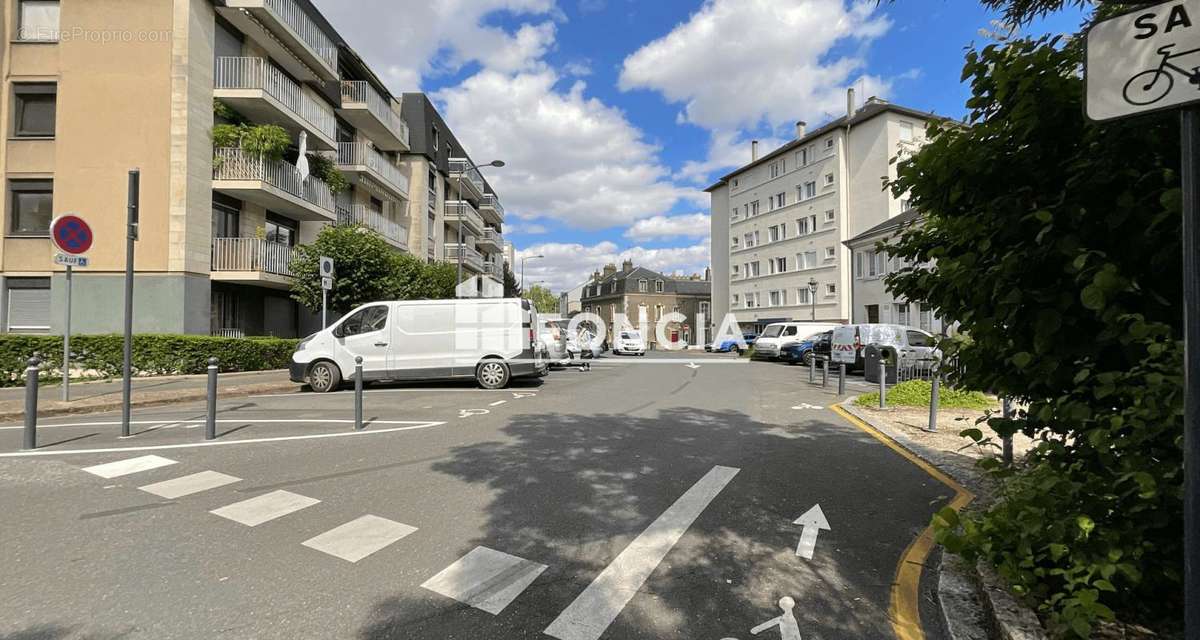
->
[340,81,410,147]
[480,193,505,218]
[482,262,500,276]
[336,143,409,197]
[480,228,503,246]
[214,148,336,215]
[264,0,338,71]
[448,158,485,195]
[445,200,484,233]
[338,204,408,247]
[215,57,337,142]
[445,244,484,270]
[212,237,295,277]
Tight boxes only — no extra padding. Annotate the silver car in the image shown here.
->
[538,318,570,367]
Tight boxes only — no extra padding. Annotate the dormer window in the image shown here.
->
[655,280,664,293]
[638,279,648,293]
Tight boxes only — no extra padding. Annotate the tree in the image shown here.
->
[503,264,522,298]
[526,284,558,314]
[883,35,1183,636]
[290,225,404,314]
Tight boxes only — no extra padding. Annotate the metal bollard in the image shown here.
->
[1002,397,1014,465]
[838,363,846,395]
[879,359,887,409]
[354,356,364,431]
[821,358,828,388]
[23,357,40,450]
[928,371,940,432]
[809,356,816,384]
[205,357,218,441]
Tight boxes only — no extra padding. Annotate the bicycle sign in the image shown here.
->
[1086,0,1200,121]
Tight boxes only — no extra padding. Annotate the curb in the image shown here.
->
[2,381,299,423]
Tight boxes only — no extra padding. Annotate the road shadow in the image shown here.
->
[0,625,132,640]
[355,407,953,639]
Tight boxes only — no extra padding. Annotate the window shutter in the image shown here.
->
[7,286,51,332]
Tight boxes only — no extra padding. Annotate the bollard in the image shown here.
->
[205,357,218,441]
[354,356,364,431]
[23,357,40,450]
[838,363,846,395]
[821,357,828,389]
[928,371,941,432]
[1002,397,1014,465]
[808,356,816,384]
[879,359,887,409]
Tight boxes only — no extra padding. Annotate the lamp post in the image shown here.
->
[521,255,544,296]
[807,277,818,321]
[453,159,505,298]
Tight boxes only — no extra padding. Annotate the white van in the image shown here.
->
[290,298,548,391]
[831,324,937,370]
[752,322,843,360]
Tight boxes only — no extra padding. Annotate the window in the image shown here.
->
[899,121,915,143]
[767,225,780,242]
[825,247,836,260]
[212,200,240,238]
[732,264,740,277]
[796,147,809,167]
[5,277,51,333]
[13,84,55,137]
[767,195,776,211]
[732,237,740,250]
[774,257,787,273]
[768,290,783,307]
[824,173,835,186]
[826,284,837,296]
[799,181,817,200]
[732,178,739,188]
[776,192,786,208]
[825,138,835,150]
[655,280,664,293]
[900,198,912,212]
[796,214,817,236]
[796,287,811,305]
[427,212,436,241]
[264,214,297,247]
[750,200,760,216]
[802,251,818,269]
[748,261,761,277]
[609,282,616,293]
[339,305,389,336]
[769,161,781,179]
[907,330,930,347]
[700,301,710,317]
[638,279,648,293]
[824,209,835,222]
[9,179,52,235]
[732,294,740,307]
[896,303,910,326]
[919,306,932,332]
[17,0,59,41]
[743,232,754,248]
[431,125,440,150]
[731,207,739,221]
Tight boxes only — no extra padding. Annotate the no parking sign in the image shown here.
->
[51,214,94,267]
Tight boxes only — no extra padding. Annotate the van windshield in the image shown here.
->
[761,325,784,338]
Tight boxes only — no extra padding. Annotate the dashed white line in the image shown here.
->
[139,471,241,499]
[82,455,178,479]
[422,546,548,615]
[302,515,417,563]
[489,400,507,407]
[210,490,320,527]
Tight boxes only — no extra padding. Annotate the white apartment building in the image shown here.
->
[843,208,949,333]
[707,93,941,333]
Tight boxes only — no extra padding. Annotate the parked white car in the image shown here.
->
[752,322,843,360]
[830,324,938,370]
[612,330,646,356]
[291,298,548,391]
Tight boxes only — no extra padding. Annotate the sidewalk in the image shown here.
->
[0,370,298,422]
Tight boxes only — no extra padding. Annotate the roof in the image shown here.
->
[844,208,924,246]
[582,265,712,299]
[704,101,948,192]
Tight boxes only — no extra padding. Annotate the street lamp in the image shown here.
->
[454,159,506,298]
[807,277,818,321]
[520,254,544,295]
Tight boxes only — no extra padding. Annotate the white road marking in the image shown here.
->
[511,392,536,399]
[543,465,740,640]
[210,490,320,527]
[0,421,446,458]
[792,403,824,410]
[685,362,701,369]
[81,455,178,479]
[748,597,803,640]
[139,471,241,499]
[793,505,831,560]
[302,515,417,563]
[421,546,548,615]
[489,400,507,407]
[458,409,489,418]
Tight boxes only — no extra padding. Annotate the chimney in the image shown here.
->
[705,267,711,281]
[751,140,759,162]
[847,87,856,118]
[592,269,601,282]
[622,259,634,273]
[795,121,807,139]
[603,263,617,278]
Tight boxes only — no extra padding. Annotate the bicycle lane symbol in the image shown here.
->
[719,596,803,640]
[1123,43,1200,106]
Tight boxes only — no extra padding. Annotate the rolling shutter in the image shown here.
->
[7,279,51,333]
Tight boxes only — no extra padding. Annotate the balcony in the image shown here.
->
[482,262,503,281]
[211,237,295,289]
[214,57,337,150]
[338,204,409,250]
[218,0,339,82]
[448,158,485,202]
[479,193,504,225]
[444,200,484,236]
[213,148,336,222]
[335,143,409,200]
[444,244,485,273]
[476,227,502,252]
[338,82,410,151]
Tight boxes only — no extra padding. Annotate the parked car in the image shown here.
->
[564,322,603,360]
[830,324,938,371]
[612,330,646,356]
[538,317,570,367]
[710,332,759,354]
[291,298,548,391]
[752,322,843,360]
[780,330,833,365]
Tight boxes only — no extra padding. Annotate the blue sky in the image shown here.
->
[313,0,1087,290]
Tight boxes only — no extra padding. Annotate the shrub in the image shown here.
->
[0,334,299,386]
[854,379,993,410]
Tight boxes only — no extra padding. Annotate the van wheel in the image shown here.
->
[308,361,342,393]
[476,360,511,390]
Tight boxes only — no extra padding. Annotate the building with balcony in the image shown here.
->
[0,0,431,338]
[706,92,946,334]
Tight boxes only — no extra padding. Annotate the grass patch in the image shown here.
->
[854,379,993,410]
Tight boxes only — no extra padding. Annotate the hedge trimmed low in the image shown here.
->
[1,334,299,386]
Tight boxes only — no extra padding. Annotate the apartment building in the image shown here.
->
[580,260,712,349]
[399,93,506,298]
[844,208,948,333]
[707,92,942,334]
[0,0,506,338]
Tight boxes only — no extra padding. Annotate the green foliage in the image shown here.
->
[503,263,521,298]
[884,35,1184,636]
[854,380,993,410]
[290,226,458,314]
[211,122,291,162]
[213,99,248,125]
[526,285,558,314]
[0,334,297,386]
[304,152,349,194]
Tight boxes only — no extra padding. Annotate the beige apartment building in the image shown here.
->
[707,92,942,333]
[0,0,506,338]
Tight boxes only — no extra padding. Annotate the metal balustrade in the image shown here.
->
[445,200,485,232]
[215,57,337,142]
[448,158,485,194]
[264,0,338,71]
[336,143,410,196]
[480,227,503,245]
[444,244,484,270]
[213,148,336,215]
[211,237,295,277]
[338,204,408,247]
[340,81,410,147]
[480,193,505,219]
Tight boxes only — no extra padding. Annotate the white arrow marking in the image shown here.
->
[512,392,536,399]
[489,400,508,407]
[793,504,830,560]
[459,409,490,419]
[685,362,700,369]
[791,403,824,410]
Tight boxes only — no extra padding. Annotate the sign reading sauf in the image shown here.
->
[1086,0,1200,121]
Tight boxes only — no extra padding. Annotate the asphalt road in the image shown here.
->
[0,351,952,640]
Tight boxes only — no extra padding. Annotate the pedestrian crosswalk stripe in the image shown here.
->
[421,546,548,615]
[139,471,241,499]
[210,490,320,526]
[82,455,178,479]
[301,515,417,563]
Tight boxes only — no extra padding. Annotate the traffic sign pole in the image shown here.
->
[62,265,71,402]
[122,170,139,439]
[1182,105,1200,640]
[49,214,93,404]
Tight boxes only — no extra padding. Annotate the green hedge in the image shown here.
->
[0,334,299,386]
[855,379,994,410]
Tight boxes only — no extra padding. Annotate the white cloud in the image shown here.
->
[517,240,711,291]
[676,130,790,186]
[619,0,894,131]
[624,214,710,241]
[507,222,549,235]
